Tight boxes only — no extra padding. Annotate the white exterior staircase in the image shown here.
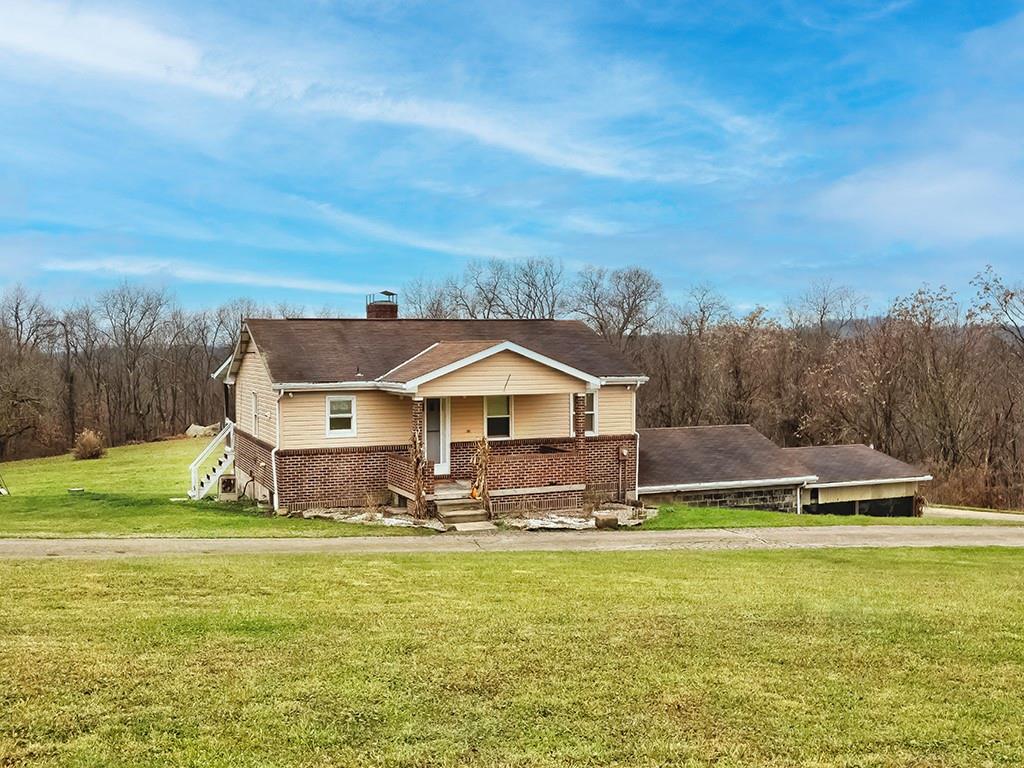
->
[188,420,235,500]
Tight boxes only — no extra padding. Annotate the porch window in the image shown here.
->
[485,395,512,439]
[326,395,356,437]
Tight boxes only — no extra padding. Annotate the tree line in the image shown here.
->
[2,263,1022,508]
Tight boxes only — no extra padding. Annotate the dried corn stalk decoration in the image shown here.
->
[471,436,491,514]
[409,426,427,519]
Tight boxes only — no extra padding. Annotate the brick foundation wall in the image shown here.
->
[490,490,586,517]
[267,431,638,514]
[275,443,409,511]
[585,434,638,502]
[641,485,798,513]
[234,429,275,491]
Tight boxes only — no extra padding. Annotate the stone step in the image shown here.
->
[433,486,473,501]
[435,497,484,512]
[451,521,498,533]
[438,508,489,525]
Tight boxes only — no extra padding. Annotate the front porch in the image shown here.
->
[385,392,629,519]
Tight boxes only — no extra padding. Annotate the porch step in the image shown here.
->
[435,498,484,513]
[433,480,473,501]
[451,521,498,533]
[436,499,489,525]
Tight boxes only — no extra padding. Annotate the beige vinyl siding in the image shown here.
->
[279,390,413,449]
[515,394,574,439]
[598,386,636,435]
[450,396,484,442]
[450,394,574,442]
[235,343,277,441]
[416,350,586,396]
[807,480,920,505]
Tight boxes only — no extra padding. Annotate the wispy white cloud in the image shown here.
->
[816,154,1024,245]
[0,0,251,96]
[307,199,548,260]
[560,213,627,236]
[41,257,377,295]
[0,0,780,184]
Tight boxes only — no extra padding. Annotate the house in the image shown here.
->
[637,425,931,516]
[194,294,646,521]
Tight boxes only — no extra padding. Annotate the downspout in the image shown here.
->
[272,390,283,512]
[632,381,643,503]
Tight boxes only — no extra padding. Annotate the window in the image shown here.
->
[569,392,598,435]
[485,395,512,439]
[326,395,356,437]
[583,392,597,435]
[251,392,259,437]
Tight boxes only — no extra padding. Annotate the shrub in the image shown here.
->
[73,429,107,461]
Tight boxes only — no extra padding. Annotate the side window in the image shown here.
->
[584,392,597,435]
[252,392,259,437]
[326,396,357,437]
[485,395,512,439]
[569,392,598,435]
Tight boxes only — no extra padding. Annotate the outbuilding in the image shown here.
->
[782,444,932,516]
[637,426,817,513]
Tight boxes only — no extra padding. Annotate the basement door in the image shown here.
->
[424,397,450,475]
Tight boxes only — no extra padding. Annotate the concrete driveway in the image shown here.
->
[2,524,1024,559]
[923,505,1024,523]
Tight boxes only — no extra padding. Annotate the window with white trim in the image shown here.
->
[583,392,597,435]
[569,392,598,435]
[485,395,512,439]
[251,392,259,437]
[326,395,356,437]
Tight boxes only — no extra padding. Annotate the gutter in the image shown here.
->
[638,475,819,495]
[806,475,932,489]
[272,390,283,512]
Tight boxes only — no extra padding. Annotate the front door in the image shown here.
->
[424,397,450,475]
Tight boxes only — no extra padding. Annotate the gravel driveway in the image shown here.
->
[2,524,1024,559]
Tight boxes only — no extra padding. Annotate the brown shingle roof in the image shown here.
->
[380,340,504,383]
[244,319,641,384]
[638,426,816,490]
[783,445,929,485]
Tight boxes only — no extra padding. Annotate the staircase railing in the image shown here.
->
[189,419,234,499]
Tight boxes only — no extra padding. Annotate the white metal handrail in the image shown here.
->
[189,419,234,498]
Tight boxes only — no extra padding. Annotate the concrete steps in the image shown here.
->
[436,496,488,526]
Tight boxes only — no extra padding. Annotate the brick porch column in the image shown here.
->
[410,397,435,505]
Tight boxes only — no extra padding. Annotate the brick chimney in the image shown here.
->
[366,291,398,319]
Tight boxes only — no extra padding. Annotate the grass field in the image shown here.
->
[642,503,1016,529]
[1,547,1022,766]
[0,439,424,538]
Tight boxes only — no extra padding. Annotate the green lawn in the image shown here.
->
[643,503,1018,529]
[1,548,1022,766]
[0,439,425,538]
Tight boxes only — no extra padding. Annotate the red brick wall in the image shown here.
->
[584,434,638,502]
[274,443,408,511]
[266,431,637,512]
[234,429,275,490]
[487,448,583,491]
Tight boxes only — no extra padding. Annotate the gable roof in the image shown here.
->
[242,318,643,386]
[638,425,817,492]
[783,445,931,486]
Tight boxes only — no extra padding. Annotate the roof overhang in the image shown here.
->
[274,381,409,393]
[638,475,819,495]
[380,340,603,392]
[217,322,252,385]
[806,475,933,489]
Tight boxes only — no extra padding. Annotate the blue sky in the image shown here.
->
[1,0,1022,314]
